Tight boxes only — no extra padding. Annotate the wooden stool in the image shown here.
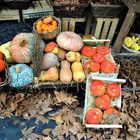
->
[60,18,85,32]
[0,9,20,22]
[85,14,119,42]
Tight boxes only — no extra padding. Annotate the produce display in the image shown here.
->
[123,36,140,52]
[35,16,58,33]
[84,76,125,127]
[53,0,79,4]
[81,45,118,75]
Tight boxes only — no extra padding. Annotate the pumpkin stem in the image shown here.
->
[16,66,21,73]
[20,40,27,47]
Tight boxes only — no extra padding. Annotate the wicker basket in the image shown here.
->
[50,0,89,18]
[33,16,61,40]
[4,0,31,9]
[0,58,9,91]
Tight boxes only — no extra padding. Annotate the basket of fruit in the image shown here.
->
[50,0,89,18]
[123,35,140,53]
[33,15,61,40]
[0,52,9,90]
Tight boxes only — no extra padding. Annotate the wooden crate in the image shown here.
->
[0,9,20,22]
[85,13,119,41]
[60,18,85,32]
[22,0,53,21]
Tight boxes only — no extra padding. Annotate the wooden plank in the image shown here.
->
[62,18,69,31]
[69,18,75,32]
[112,8,136,53]
[94,18,104,39]
[85,12,93,34]
[107,18,119,41]
[101,18,112,39]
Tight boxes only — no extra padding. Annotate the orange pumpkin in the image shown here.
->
[0,59,5,72]
[43,16,53,24]
[44,42,57,53]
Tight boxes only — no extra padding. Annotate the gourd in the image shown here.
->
[60,60,72,83]
[75,52,81,62]
[9,64,34,87]
[71,62,85,82]
[9,33,45,63]
[39,67,59,81]
[66,51,76,62]
[57,48,66,60]
[0,42,14,63]
[56,31,84,51]
[41,53,59,70]
[44,42,58,54]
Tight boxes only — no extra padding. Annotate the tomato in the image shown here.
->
[96,46,109,55]
[92,53,106,63]
[90,61,100,72]
[104,108,119,115]
[86,108,103,124]
[107,82,121,98]
[95,95,111,110]
[90,80,106,96]
[0,52,3,59]
[101,60,116,74]
[81,46,96,57]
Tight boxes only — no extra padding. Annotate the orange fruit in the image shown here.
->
[42,24,48,31]
[52,20,57,27]
[36,20,43,27]
[43,16,53,24]
[48,25,54,32]
[36,25,42,32]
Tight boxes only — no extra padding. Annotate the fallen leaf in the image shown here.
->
[36,115,49,124]
[43,136,52,140]
[42,128,52,136]
[0,93,6,105]
[21,126,36,137]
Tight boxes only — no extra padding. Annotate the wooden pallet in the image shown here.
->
[85,13,119,41]
[60,18,85,32]
[0,9,20,22]
[22,0,53,21]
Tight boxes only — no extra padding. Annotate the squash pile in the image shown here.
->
[39,31,86,83]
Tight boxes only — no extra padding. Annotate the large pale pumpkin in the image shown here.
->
[9,64,34,87]
[56,31,84,51]
[9,33,45,63]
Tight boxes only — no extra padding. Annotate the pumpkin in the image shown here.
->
[66,51,76,63]
[75,52,81,62]
[0,59,5,72]
[81,46,96,57]
[71,62,85,82]
[57,48,66,61]
[60,60,72,83]
[0,42,14,63]
[39,67,59,81]
[95,95,111,110]
[56,31,84,51]
[9,64,34,87]
[86,108,103,124]
[96,46,110,55]
[41,53,59,70]
[44,42,58,54]
[9,33,45,63]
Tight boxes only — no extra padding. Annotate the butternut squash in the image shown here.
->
[75,52,81,62]
[60,60,72,83]
[71,62,85,82]
[57,48,66,61]
[66,51,76,62]
[39,67,59,81]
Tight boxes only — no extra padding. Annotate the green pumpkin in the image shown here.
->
[9,64,34,87]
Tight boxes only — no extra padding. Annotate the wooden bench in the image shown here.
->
[85,13,119,42]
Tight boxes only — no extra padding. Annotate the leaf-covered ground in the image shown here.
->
[0,89,139,140]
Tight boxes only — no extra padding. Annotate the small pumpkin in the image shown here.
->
[0,59,5,72]
[9,33,45,63]
[60,60,72,83]
[71,61,85,82]
[9,64,34,87]
[44,42,58,54]
[66,51,76,63]
[56,31,84,51]
[41,53,59,70]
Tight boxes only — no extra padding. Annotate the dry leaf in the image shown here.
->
[36,115,49,124]
[10,102,18,112]
[21,126,36,137]
[50,115,64,124]
[42,128,52,136]
[0,93,6,105]
[43,136,52,140]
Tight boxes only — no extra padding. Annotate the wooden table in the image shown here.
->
[112,0,140,53]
